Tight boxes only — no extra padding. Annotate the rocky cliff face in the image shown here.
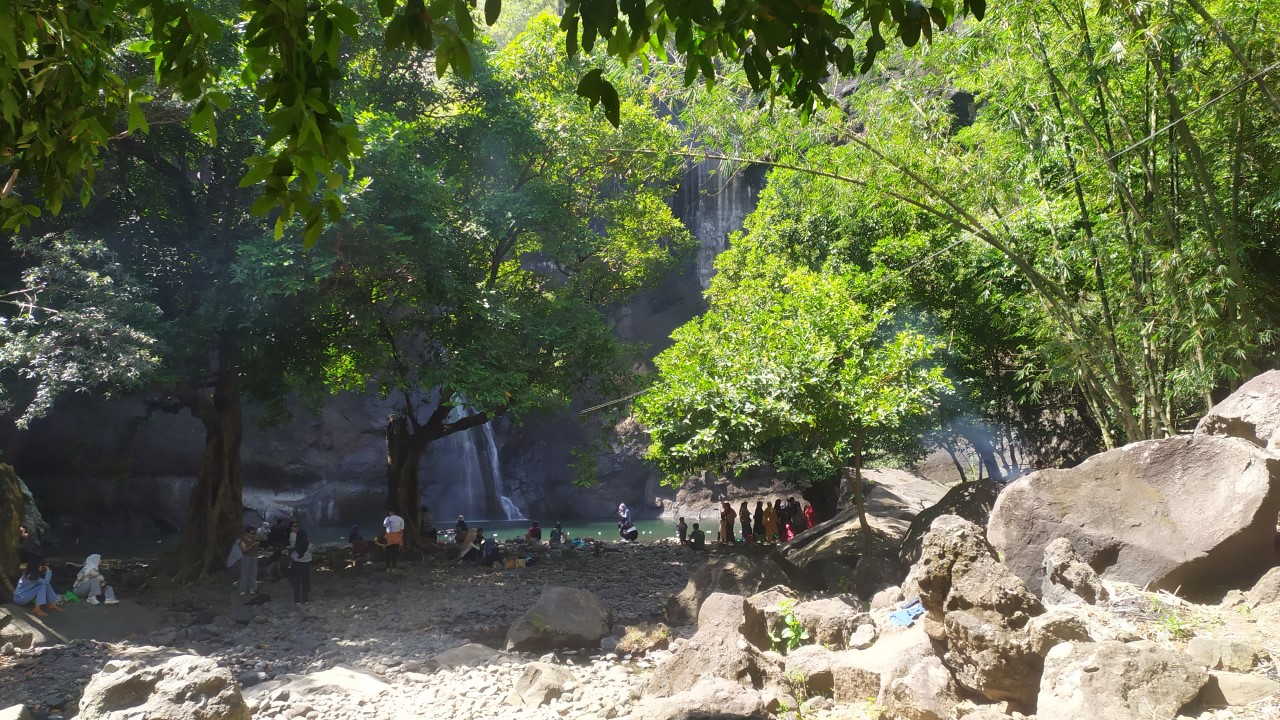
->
[0,159,766,534]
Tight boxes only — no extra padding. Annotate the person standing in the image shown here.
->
[803,503,817,530]
[73,554,119,604]
[288,522,312,604]
[738,502,752,542]
[383,509,405,571]
[454,515,468,544]
[762,502,779,543]
[718,501,736,544]
[753,501,765,541]
[677,517,688,545]
[236,528,260,595]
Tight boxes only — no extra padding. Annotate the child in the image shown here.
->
[677,517,688,545]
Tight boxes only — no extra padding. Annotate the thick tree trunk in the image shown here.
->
[386,415,424,543]
[174,343,244,582]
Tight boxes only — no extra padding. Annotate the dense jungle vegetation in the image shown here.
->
[1,0,1277,574]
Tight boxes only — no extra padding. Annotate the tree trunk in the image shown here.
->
[959,429,1004,484]
[851,429,874,552]
[173,340,244,582]
[386,414,425,545]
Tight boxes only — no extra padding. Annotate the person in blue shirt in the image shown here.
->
[13,561,61,617]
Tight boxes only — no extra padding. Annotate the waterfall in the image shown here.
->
[423,406,524,521]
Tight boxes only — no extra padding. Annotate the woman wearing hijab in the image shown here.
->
[753,501,765,541]
[803,503,817,530]
[73,554,119,605]
[738,502,752,542]
[718,502,736,544]
[14,560,60,617]
[617,503,631,524]
[762,502,779,543]
[288,522,312,604]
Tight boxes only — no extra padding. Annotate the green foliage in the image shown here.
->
[0,233,161,427]
[768,599,811,654]
[2,0,983,236]
[635,248,952,490]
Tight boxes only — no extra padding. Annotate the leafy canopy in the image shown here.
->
[1,0,985,240]
[634,248,952,487]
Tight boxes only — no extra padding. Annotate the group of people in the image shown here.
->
[229,517,311,603]
[11,524,120,617]
[675,497,817,547]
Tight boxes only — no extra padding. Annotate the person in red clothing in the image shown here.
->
[803,503,817,530]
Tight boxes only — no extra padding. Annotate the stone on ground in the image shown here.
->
[0,706,32,720]
[790,597,870,650]
[425,643,510,670]
[1036,641,1208,720]
[1185,636,1259,672]
[1246,566,1280,606]
[881,654,959,720]
[666,555,793,626]
[1202,671,1280,707]
[628,677,782,720]
[1041,537,1108,606]
[615,622,672,655]
[783,644,838,697]
[78,654,250,720]
[988,433,1280,594]
[505,586,612,653]
[645,593,778,697]
[504,662,574,708]
[905,515,1046,707]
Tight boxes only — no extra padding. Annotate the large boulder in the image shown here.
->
[1195,370,1280,451]
[988,433,1280,594]
[646,593,779,698]
[0,464,47,583]
[505,586,612,653]
[666,555,794,626]
[899,478,1000,566]
[880,654,960,720]
[78,655,250,720]
[1037,641,1208,720]
[1246,566,1280,606]
[904,515,1046,708]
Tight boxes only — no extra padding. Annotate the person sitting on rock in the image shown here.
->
[525,521,543,543]
[478,529,502,568]
[420,505,437,543]
[549,522,565,546]
[73,553,119,605]
[688,523,706,550]
[13,560,61,617]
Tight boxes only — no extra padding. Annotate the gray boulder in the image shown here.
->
[78,655,251,720]
[988,434,1280,594]
[790,597,869,649]
[1202,671,1280,707]
[1184,637,1259,672]
[504,662,574,708]
[629,677,781,720]
[666,555,794,626]
[505,586,612,653]
[905,515,1046,707]
[1245,566,1280,606]
[1195,369,1280,451]
[1041,538,1108,606]
[783,644,838,697]
[646,593,779,698]
[425,643,510,670]
[881,654,960,720]
[1037,641,1208,720]
[900,478,1000,566]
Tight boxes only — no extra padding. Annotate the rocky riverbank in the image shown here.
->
[0,539,712,720]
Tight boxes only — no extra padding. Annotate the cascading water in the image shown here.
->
[423,406,524,522]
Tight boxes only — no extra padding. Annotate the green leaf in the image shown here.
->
[485,0,501,26]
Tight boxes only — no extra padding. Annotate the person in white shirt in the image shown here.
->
[383,509,406,571]
[288,522,312,604]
